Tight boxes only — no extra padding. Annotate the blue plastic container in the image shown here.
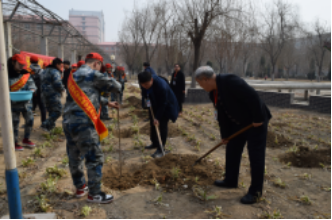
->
[10,91,33,102]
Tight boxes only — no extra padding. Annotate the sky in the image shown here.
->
[38,0,331,42]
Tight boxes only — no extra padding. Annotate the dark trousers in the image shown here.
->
[32,91,46,123]
[176,95,183,113]
[224,121,268,196]
[149,110,169,148]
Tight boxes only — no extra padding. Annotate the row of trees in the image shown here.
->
[118,0,331,87]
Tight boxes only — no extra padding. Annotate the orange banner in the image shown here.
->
[20,51,55,71]
[67,73,108,141]
[10,74,30,91]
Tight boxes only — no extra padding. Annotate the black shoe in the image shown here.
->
[240,193,259,205]
[145,144,157,150]
[214,180,237,188]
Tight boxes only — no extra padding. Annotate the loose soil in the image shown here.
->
[102,153,223,190]
[266,131,293,148]
[279,146,331,168]
[122,96,141,108]
[140,122,182,138]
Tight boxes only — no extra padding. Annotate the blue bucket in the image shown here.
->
[10,91,33,102]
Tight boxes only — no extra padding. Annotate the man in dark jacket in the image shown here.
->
[170,64,185,116]
[62,60,71,89]
[139,71,179,158]
[143,62,157,76]
[195,66,272,205]
[30,55,46,123]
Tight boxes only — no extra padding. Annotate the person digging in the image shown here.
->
[195,66,272,204]
[138,71,179,158]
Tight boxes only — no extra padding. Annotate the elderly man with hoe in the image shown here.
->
[195,66,272,204]
[63,52,121,203]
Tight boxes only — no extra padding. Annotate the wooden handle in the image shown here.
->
[150,106,165,156]
[194,124,254,165]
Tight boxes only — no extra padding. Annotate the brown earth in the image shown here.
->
[279,146,331,168]
[266,131,293,148]
[103,154,223,191]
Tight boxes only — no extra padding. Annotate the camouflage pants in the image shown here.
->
[42,99,62,130]
[101,103,109,119]
[63,122,104,195]
[12,109,34,143]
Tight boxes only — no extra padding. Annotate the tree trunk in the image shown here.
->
[271,64,275,81]
[191,41,201,88]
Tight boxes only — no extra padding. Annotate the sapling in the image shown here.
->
[273,178,286,188]
[301,173,311,180]
[239,181,246,188]
[171,167,181,180]
[205,206,230,219]
[274,135,279,144]
[258,210,283,219]
[298,195,312,205]
[62,157,69,166]
[40,177,58,194]
[33,147,43,157]
[106,156,112,163]
[192,186,218,201]
[195,176,200,184]
[22,157,35,167]
[42,141,53,148]
[81,205,92,217]
[153,193,163,205]
[35,195,52,212]
[46,165,67,178]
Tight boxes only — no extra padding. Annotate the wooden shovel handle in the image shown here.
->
[193,124,254,165]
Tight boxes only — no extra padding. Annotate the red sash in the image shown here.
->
[10,74,30,92]
[67,73,108,141]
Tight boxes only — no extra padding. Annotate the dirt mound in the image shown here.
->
[266,131,293,148]
[140,122,182,137]
[279,146,331,168]
[127,86,141,93]
[123,96,142,108]
[113,127,137,138]
[102,154,223,190]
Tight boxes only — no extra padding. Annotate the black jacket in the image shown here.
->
[170,70,185,98]
[209,74,272,139]
[62,68,71,89]
[141,74,179,122]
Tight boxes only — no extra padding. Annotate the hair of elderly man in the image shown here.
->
[195,66,215,80]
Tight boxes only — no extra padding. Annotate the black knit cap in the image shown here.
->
[143,62,150,67]
[63,60,70,65]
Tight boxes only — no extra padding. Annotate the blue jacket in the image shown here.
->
[141,74,179,122]
[209,74,272,139]
[145,66,157,76]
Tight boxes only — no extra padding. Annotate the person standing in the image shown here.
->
[195,66,272,204]
[63,53,121,203]
[100,63,114,120]
[139,71,179,158]
[7,54,36,150]
[30,55,46,123]
[114,66,127,104]
[170,64,185,116]
[40,58,65,132]
[62,60,71,89]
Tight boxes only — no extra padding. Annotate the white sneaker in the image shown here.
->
[87,192,114,204]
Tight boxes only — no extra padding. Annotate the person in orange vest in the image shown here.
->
[7,54,36,150]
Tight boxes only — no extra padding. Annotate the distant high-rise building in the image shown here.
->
[69,9,105,44]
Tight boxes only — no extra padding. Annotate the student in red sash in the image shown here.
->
[63,53,121,203]
[8,54,36,151]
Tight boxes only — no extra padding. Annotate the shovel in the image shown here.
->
[192,124,254,167]
[149,106,166,156]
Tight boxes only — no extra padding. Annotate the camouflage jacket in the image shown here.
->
[9,74,36,110]
[41,66,64,99]
[63,65,122,124]
[30,63,43,91]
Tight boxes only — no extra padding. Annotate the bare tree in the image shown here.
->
[306,19,331,82]
[258,0,298,81]
[119,9,142,78]
[174,0,239,88]
[136,2,164,63]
